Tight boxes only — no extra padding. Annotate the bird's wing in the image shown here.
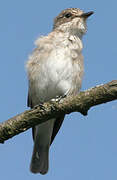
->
[27,91,35,141]
[27,90,33,108]
[50,115,65,145]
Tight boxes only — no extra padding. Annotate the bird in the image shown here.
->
[26,8,93,175]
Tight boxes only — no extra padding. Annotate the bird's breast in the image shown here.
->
[27,37,84,104]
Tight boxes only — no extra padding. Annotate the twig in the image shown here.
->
[0,80,117,143]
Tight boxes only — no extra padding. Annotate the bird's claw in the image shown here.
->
[34,103,45,110]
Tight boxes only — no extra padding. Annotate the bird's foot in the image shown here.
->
[34,103,45,110]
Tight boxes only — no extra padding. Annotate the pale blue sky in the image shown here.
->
[0,0,117,180]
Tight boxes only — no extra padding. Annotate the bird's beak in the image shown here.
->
[80,11,94,18]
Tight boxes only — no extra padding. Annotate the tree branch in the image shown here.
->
[0,80,117,144]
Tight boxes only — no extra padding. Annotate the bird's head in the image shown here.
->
[53,8,94,38]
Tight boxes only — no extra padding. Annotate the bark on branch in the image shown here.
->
[0,80,117,144]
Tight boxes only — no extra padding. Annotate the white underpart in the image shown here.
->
[27,33,84,104]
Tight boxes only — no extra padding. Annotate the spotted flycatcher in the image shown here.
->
[26,8,93,174]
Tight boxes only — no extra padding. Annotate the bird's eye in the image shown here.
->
[65,13,72,18]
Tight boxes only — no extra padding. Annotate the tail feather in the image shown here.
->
[30,119,55,174]
[30,146,49,174]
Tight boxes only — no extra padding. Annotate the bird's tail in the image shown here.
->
[30,119,55,174]
[30,144,49,174]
